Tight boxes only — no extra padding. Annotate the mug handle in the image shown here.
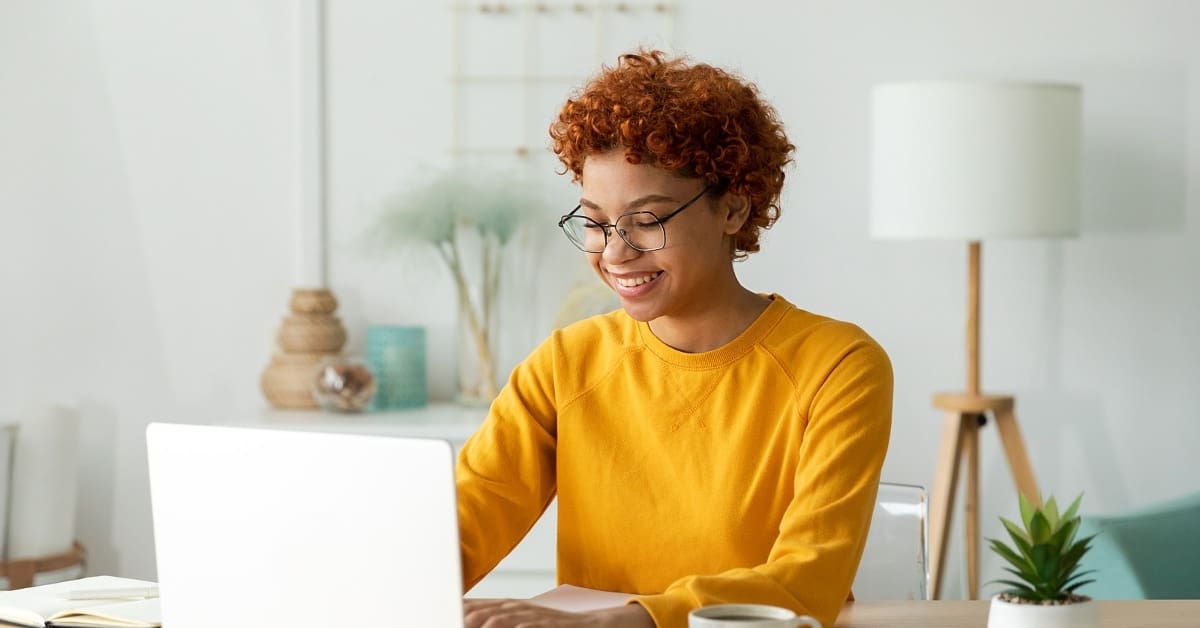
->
[790,616,822,628]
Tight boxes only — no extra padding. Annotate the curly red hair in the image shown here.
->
[550,50,794,258]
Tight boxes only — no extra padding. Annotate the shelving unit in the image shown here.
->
[447,1,677,171]
[255,403,487,443]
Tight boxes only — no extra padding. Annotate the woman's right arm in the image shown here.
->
[456,335,561,591]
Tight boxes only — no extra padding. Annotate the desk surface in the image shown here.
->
[833,600,1200,627]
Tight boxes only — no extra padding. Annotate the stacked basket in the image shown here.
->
[260,288,348,409]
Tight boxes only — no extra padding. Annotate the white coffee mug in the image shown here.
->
[688,604,822,627]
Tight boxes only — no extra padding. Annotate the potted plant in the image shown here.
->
[987,493,1098,628]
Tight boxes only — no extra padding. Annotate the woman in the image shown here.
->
[459,50,892,628]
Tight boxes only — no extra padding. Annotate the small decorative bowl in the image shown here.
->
[311,356,377,413]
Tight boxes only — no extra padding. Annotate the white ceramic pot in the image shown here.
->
[987,595,1099,628]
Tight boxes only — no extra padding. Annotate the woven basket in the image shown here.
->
[277,314,347,354]
[289,288,338,315]
[260,352,330,409]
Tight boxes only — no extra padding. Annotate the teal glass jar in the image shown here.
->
[364,325,427,410]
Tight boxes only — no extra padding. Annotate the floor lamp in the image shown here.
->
[869,81,1083,599]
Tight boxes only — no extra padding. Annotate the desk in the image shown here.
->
[833,600,1200,627]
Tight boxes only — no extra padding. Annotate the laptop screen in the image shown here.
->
[146,423,464,628]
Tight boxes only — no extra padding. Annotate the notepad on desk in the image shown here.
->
[529,584,632,613]
[0,576,161,628]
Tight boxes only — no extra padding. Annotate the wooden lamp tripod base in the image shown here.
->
[928,392,1040,599]
[927,242,1042,600]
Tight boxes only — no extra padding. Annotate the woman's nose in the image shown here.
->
[601,229,641,264]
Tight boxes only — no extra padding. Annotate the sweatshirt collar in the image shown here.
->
[636,294,791,369]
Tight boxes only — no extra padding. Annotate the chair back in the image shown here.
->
[853,482,928,600]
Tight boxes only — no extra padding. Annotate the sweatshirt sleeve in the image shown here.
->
[456,335,560,592]
[630,339,893,628]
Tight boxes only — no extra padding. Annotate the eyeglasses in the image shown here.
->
[557,186,710,253]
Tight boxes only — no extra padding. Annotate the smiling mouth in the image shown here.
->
[613,271,663,288]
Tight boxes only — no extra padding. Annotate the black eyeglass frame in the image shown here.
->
[556,186,711,253]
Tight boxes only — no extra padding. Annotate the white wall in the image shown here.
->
[1,1,295,577]
[2,0,1197,598]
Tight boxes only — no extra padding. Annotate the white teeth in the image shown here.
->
[615,272,661,287]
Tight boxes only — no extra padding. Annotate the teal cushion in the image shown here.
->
[1076,491,1200,599]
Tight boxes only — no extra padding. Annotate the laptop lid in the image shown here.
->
[146,423,464,628]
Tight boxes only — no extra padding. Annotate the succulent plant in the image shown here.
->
[988,493,1096,602]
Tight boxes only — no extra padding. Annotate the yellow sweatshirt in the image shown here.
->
[456,294,893,628]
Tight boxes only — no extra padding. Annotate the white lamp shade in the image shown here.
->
[870,81,1082,239]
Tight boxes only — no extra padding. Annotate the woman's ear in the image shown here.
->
[721,193,752,235]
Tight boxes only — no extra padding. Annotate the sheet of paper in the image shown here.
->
[49,597,161,626]
[528,584,631,613]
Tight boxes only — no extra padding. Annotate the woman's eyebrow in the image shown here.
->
[578,194,680,212]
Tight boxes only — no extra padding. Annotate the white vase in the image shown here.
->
[987,595,1099,628]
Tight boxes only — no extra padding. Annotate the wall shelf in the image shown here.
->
[250,402,488,444]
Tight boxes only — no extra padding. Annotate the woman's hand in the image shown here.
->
[463,598,654,628]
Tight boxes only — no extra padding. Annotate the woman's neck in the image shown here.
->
[647,285,770,354]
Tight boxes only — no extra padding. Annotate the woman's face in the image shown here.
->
[578,149,745,323]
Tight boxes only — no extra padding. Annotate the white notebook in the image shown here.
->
[0,576,161,628]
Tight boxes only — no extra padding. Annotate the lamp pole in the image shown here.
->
[964,241,982,599]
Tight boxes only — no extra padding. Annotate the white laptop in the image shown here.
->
[145,423,465,628]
